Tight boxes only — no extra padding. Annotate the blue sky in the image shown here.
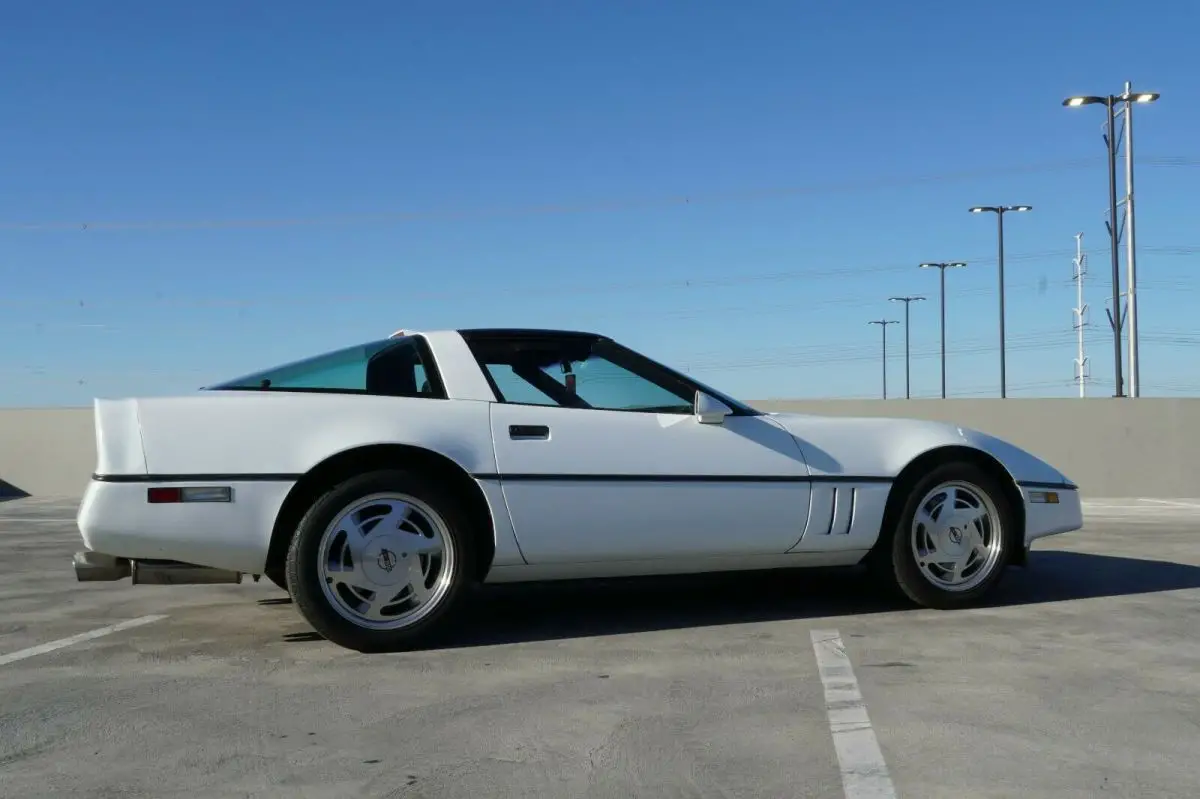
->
[1,0,1197,407]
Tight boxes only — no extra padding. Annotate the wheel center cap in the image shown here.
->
[362,534,410,587]
[947,527,963,545]
[377,549,398,572]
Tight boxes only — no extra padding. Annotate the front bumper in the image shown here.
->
[1022,485,1083,546]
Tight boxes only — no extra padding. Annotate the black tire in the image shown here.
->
[874,461,1014,609]
[285,468,477,652]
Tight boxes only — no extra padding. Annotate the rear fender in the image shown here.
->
[94,398,148,476]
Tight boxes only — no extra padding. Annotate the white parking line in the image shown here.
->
[0,615,167,667]
[810,629,896,799]
[0,518,79,523]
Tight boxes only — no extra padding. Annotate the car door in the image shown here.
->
[465,332,812,564]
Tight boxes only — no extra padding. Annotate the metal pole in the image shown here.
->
[997,209,1006,398]
[869,320,896,399]
[920,262,961,397]
[903,301,911,399]
[1106,97,1124,397]
[889,297,924,398]
[1124,82,1140,397]
[940,268,946,399]
[1073,232,1088,398]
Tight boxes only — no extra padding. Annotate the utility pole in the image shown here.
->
[968,205,1032,398]
[869,319,898,399]
[889,296,925,399]
[1063,85,1159,398]
[1072,233,1090,397]
[919,262,967,398]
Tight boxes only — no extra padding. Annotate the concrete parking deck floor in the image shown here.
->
[1,497,1199,798]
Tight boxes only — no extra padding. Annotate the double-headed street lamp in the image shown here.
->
[919,262,967,398]
[1063,85,1160,398]
[968,205,1032,398]
[868,319,899,399]
[888,296,925,399]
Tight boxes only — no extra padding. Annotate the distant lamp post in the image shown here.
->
[888,296,925,399]
[1063,86,1160,398]
[919,262,967,398]
[968,205,1032,398]
[868,319,899,399]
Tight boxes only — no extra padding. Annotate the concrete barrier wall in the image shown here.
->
[1,400,1197,500]
[0,408,97,500]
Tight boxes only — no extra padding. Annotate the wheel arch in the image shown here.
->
[266,443,497,582]
[871,444,1027,566]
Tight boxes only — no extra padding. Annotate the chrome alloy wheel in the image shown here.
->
[316,492,456,630]
[909,480,1003,592]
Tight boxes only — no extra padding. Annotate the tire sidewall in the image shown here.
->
[889,462,1014,607]
[286,469,476,652]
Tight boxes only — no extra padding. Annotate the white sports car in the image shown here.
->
[74,327,1083,652]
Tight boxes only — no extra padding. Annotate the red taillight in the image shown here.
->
[147,486,232,503]
[148,487,182,503]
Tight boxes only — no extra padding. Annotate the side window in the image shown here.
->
[365,338,439,398]
[262,348,371,390]
[468,336,693,413]
[486,363,560,406]
[540,355,690,411]
[208,336,443,399]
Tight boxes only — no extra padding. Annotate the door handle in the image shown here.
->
[509,424,550,440]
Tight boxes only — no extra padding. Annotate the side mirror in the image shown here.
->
[694,390,732,425]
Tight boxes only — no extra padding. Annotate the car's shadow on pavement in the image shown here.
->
[277,550,1200,650]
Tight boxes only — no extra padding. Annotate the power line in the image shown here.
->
[3,243,1200,311]
[11,271,1195,337]
[2,156,1198,233]
[5,323,1199,379]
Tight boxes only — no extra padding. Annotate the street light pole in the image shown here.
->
[1105,96,1123,397]
[1063,86,1160,398]
[1123,81,1151,397]
[889,296,925,399]
[919,262,967,399]
[969,205,1032,398]
[869,319,898,399]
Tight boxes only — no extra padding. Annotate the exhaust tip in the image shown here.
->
[72,552,243,585]
[73,551,131,582]
[132,561,243,585]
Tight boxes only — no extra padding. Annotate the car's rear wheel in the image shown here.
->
[285,469,475,652]
[879,461,1013,609]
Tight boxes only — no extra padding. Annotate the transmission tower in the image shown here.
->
[1072,232,1091,397]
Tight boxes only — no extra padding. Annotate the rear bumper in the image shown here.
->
[77,476,295,574]
[1022,484,1083,546]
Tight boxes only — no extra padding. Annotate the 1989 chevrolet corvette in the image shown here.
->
[74,327,1082,651]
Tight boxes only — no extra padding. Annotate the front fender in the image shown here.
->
[957,427,1076,489]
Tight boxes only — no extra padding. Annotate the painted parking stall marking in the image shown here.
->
[0,615,168,667]
[810,629,897,799]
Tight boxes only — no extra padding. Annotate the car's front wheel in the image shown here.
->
[285,469,475,652]
[880,461,1013,609]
